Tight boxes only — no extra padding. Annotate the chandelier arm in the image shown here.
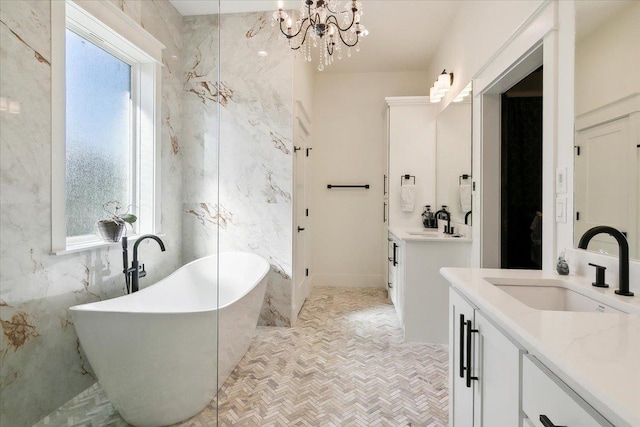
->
[279,16,310,39]
[335,25,359,47]
[326,13,355,33]
[325,3,338,14]
[326,38,334,56]
[288,24,313,50]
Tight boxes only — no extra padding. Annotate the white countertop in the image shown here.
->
[388,226,472,243]
[440,267,640,427]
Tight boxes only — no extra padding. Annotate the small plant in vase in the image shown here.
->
[96,201,137,242]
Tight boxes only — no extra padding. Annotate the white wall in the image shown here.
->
[575,2,640,116]
[312,71,429,287]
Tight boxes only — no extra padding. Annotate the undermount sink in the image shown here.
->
[406,231,439,236]
[485,278,634,314]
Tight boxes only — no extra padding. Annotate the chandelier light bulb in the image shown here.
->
[273,0,367,71]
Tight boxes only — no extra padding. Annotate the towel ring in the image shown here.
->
[401,174,416,185]
[459,174,471,184]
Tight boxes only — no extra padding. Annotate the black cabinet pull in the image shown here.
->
[383,174,387,195]
[392,243,398,266]
[465,319,479,388]
[294,146,301,152]
[539,415,566,427]
[297,226,305,232]
[459,314,465,378]
[383,202,387,223]
[388,282,393,289]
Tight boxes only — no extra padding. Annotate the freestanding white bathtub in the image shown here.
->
[70,252,269,427]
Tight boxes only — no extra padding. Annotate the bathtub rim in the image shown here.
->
[69,251,270,315]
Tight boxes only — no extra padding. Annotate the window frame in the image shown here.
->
[51,0,165,254]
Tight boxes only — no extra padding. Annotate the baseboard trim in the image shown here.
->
[313,274,385,288]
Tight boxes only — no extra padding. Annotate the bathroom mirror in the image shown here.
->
[573,1,640,259]
[436,83,473,226]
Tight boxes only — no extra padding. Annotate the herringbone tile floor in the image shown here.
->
[36,287,449,427]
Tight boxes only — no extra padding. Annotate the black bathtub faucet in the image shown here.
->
[122,234,166,293]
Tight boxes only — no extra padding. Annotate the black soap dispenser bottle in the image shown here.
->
[422,205,436,228]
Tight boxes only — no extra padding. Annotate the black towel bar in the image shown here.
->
[401,175,416,185]
[327,184,370,189]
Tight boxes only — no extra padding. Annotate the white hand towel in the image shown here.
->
[459,183,472,212]
[401,184,416,212]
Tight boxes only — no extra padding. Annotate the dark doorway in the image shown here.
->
[501,67,543,269]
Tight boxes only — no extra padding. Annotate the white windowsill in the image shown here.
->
[51,234,166,256]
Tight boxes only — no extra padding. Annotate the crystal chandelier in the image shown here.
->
[273,0,369,71]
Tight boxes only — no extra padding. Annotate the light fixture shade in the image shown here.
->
[437,72,451,92]
[430,86,442,103]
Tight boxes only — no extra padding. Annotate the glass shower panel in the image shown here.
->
[215,5,295,424]
[180,1,221,425]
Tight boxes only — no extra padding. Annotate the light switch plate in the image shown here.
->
[556,167,567,194]
[555,197,566,223]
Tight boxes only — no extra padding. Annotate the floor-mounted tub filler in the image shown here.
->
[70,252,270,426]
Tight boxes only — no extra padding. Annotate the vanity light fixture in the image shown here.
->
[273,0,369,71]
[453,82,473,103]
[429,70,454,103]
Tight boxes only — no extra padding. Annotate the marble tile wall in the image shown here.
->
[0,1,185,425]
[181,12,294,327]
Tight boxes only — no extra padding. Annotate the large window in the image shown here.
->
[65,29,133,238]
[51,0,164,253]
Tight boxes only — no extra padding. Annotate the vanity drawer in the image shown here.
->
[522,355,613,427]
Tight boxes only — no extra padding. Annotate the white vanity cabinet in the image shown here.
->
[449,289,522,427]
[449,287,618,427]
[390,229,470,344]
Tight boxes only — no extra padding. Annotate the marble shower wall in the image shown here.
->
[181,12,294,326]
[0,1,185,425]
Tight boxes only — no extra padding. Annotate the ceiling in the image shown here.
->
[168,0,460,74]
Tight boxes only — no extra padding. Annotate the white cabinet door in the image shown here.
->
[395,239,405,326]
[450,289,475,427]
[522,355,613,427]
[473,311,523,427]
[388,236,397,307]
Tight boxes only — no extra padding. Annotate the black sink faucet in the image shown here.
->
[578,226,633,297]
[122,234,166,293]
[435,207,452,234]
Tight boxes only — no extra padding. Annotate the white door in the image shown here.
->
[293,112,312,319]
[575,117,638,256]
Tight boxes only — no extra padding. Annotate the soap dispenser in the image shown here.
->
[556,251,569,275]
[422,205,436,228]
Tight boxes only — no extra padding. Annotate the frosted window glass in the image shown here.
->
[65,29,132,237]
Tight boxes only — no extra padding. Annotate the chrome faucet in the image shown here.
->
[578,226,633,297]
[435,207,452,234]
[122,234,166,293]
